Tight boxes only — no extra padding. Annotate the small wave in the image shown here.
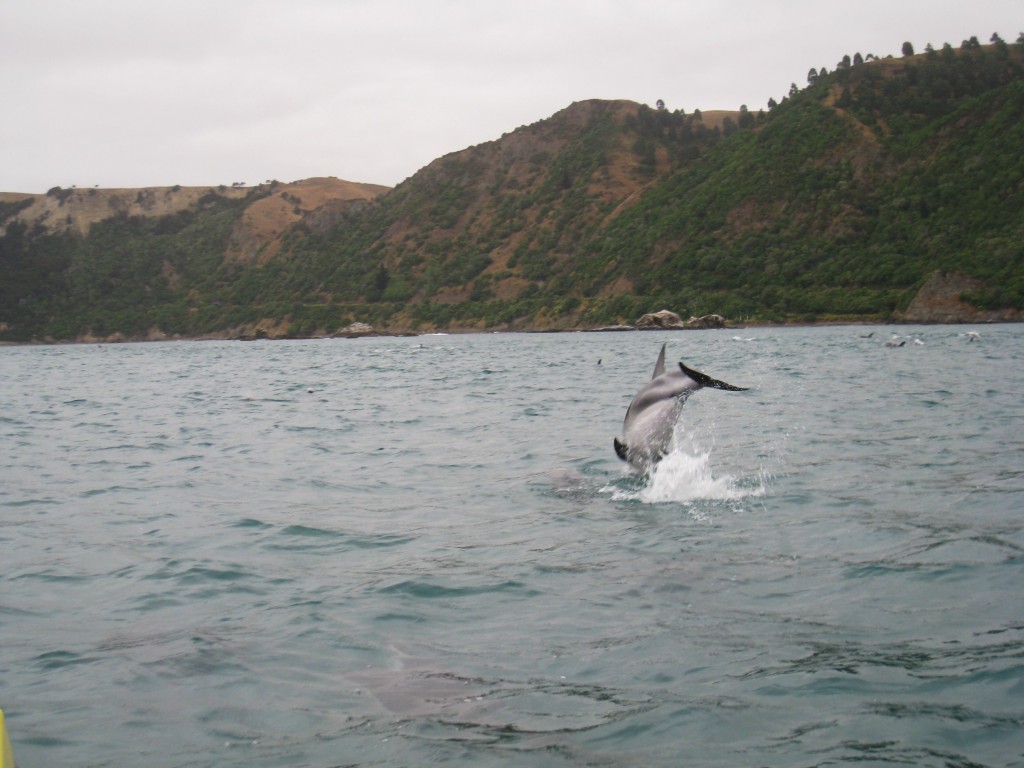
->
[1,496,60,508]
[232,517,272,529]
[32,650,98,671]
[279,524,343,538]
[378,579,535,599]
[262,525,412,554]
[80,485,137,498]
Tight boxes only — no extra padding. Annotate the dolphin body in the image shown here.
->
[614,343,747,470]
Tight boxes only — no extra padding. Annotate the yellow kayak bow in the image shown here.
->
[0,709,13,768]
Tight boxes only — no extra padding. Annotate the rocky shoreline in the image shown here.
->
[3,273,1019,346]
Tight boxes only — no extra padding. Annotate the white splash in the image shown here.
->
[608,441,766,505]
[642,449,745,503]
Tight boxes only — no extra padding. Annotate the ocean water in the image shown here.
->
[1,326,1022,768]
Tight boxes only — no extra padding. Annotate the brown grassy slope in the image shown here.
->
[225,177,389,263]
[358,99,740,305]
[0,177,389,256]
[0,185,252,237]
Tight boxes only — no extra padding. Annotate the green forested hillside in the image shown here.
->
[1,37,1022,342]
[0,191,262,340]
[581,38,1024,323]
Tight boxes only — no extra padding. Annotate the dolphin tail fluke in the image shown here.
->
[679,362,748,391]
[614,438,629,461]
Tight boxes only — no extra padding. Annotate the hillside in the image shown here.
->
[1,37,1022,342]
[577,41,1024,324]
[0,178,388,340]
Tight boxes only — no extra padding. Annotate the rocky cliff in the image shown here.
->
[898,271,1020,324]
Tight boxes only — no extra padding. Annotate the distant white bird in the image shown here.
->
[962,331,982,342]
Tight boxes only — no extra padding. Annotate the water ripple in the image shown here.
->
[0,327,1021,767]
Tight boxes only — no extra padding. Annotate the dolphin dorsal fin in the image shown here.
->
[652,343,667,379]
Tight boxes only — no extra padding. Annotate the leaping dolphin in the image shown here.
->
[614,343,747,470]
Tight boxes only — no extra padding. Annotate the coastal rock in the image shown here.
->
[635,310,726,330]
[684,314,725,329]
[636,309,686,329]
[338,322,375,338]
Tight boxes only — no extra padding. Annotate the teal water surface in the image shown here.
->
[1,326,1022,767]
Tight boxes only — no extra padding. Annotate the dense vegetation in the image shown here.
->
[1,36,1022,342]
[576,39,1024,322]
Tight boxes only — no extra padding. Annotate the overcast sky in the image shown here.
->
[2,0,1020,193]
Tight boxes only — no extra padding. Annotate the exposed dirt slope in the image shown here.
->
[0,177,388,251]
[898,271,1020,323]
[1,185,251,237]
[226,177,389,263]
